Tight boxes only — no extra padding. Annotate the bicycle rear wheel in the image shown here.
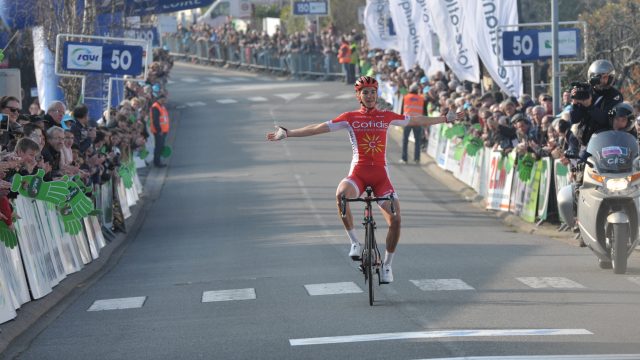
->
[365,222,375,306]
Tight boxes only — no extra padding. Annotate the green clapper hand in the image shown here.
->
[444,124,466,140]
[161,145,172,158]
[518,153,535,182]
[465,137,483,156]
[118,165,134,189]
[0,221,17,249]
[61,178,94,220]
[73,176,91,195]
[60,206,83,235]
[11,169,70,205]
[453,143,465,161]
[138,147,149,159]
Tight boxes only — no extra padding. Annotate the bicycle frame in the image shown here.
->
[340,186,396,305]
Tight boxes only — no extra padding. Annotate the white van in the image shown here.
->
[197,0,253,29]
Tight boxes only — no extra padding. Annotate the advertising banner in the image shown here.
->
[486,152,514,211]
[470,0,522,96]
[428,0,480,83]
[521,160,542,223]
[388,0,420,68]
[413,0,445,76]
[364,0,398,50]
[537,157,552,222]
[62,42,144,76]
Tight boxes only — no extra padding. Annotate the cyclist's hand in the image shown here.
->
[266,126,288,141]
[445,109,465,123]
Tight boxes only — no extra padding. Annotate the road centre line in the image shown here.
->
[419,355,640,360]
[289,329,592,346]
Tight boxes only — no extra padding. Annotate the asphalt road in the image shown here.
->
[3,63,640,360]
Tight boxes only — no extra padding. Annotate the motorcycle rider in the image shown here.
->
[570,59,623,147]
[568,60,623,245]
[609,102,637,137]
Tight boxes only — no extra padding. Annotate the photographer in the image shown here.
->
[570,60,623,146]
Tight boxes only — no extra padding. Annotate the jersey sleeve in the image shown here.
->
[325,112,351,132]
[387,111,410,126]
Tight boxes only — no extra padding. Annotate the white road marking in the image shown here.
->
[207,77,230,83]
[627,277,640,286]
[420,355,640,360]
[410,279,475,291]
[186,101,206,107]
[335,93,353,99]
[216,99,238,104]
[202,288,256,302]
[304,282,363,296]
[167,79,175,84]
[181,77,199,83]
[305,92,328,100]
[87,296,146,311]
[289,329,592,346]
[516,277,586,289]
[275,93,300,101]
[248,96,268,102]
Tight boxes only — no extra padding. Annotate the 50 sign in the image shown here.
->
[63,42,143,76]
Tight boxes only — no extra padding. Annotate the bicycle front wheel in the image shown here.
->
[366,222,375,306]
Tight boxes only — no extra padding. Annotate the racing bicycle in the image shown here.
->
[340,186,395,306]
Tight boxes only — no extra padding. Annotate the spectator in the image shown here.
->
[43,101,66,130]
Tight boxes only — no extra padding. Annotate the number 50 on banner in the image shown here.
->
[62,41,144,76]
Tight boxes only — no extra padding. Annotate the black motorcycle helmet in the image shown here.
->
[608,102,635,132]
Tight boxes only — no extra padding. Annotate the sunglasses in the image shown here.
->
[5,107,19,113]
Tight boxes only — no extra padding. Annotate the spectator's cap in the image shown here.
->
[420,76,428,84]
[384,49,393,55]
[448,80,458,90]
[409,83,420,93]
[61,114,75,130]
[511,113,526,124]
[455,85,466,94]
[422,85,431,94]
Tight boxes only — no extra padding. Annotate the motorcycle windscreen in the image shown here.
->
[587,130,639,173]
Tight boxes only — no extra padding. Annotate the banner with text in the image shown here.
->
[364,0,399,51]
[428,0,480,83]
[470,0,522,96]
[388,0,420,68]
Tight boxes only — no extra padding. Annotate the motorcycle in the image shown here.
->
[558,130,640,274]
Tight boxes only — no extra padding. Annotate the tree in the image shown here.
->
[572,0,640,98]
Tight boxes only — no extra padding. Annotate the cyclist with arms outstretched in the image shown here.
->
[267,76,458,283]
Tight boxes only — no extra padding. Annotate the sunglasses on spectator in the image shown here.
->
[542,97,552,101]
[4,107,19,113]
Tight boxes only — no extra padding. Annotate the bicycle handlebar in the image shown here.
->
[340,193,396,217]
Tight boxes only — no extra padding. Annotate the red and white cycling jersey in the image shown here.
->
[325,107,409,167]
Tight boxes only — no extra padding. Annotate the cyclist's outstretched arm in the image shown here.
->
[266,123,330,141]
[407,109,465,127]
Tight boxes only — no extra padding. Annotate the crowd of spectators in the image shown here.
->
[0,47,174,233]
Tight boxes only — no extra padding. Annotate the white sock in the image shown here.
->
[384,251,394,266]
[346,229,359,245]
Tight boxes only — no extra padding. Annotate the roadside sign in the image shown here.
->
[502,28,580,61]
[62,41,144,76]
[292,0,329,16]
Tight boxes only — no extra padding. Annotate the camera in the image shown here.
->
[589,74,602,87]
[570,82,591,100]
[564,149,578,159]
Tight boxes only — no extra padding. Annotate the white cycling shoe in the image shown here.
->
[349,243,362,261]
[380,264,393,284]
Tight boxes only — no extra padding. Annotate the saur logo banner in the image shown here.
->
[66,44,103,71]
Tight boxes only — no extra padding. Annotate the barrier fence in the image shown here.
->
[382,85,574,226]
[0,167,145,324]
[162,34,345,79]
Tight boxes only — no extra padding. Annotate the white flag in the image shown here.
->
[428,0,480,83]
[364,0,398,51]
[413,0,445,76]
[472,0,522,96]
[388,0,420,68]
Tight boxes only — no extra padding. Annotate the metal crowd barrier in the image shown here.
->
[162,34,345,79]
[0,169,144,324]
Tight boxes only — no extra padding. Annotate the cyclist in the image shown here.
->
[267,76,458,283]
